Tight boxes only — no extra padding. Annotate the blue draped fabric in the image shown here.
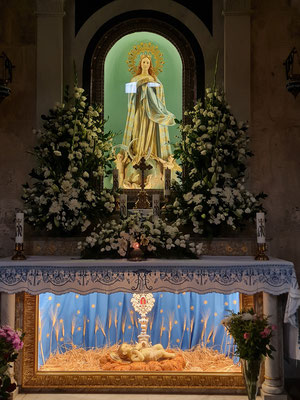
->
[38,291,239,368]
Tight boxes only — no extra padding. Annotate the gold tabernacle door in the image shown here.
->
[20,292,261,394]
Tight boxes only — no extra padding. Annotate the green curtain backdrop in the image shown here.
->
[104,32,182,156]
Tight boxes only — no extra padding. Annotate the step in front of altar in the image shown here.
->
[24,236,257,257]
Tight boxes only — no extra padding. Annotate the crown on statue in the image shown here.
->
[126,42,164,75]
[140,53,152,60]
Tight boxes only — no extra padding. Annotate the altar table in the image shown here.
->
[0,255,299,399]
[0,255,298,324]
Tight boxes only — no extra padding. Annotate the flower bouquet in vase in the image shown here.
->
[0,325,24,399]
[222,309,276,400]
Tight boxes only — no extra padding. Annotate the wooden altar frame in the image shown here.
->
[20,292,257,393]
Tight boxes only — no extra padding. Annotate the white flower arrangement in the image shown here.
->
[79,214,203,259]
[168,87,266,236]
[22,85,116,234]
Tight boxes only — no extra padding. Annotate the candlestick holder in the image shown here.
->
[12,243,26,260]
[127,242,145,261]
[255,243,269,261]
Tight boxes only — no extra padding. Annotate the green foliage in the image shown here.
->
[0,326,24,398]
[165,87,266,236]
[22,85,116,235]
[222,309,276,361]
[79,214,202,259]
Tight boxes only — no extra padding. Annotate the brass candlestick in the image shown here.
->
[255,243,269,261]
[127,242,145,261]
[12,243,26,260]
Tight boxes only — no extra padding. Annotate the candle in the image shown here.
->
[120,194,127,218]
[152,194,160,217]
[256,212,266,244]
[15,212,24,244]
[113,169,119,190]
[164,168,171,197]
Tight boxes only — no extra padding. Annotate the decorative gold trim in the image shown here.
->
[22,292,248,392]
[239,293,254,310]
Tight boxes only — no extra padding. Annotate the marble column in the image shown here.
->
[1,293,15,327]
[261,292,287,400]
[1,293,17,399]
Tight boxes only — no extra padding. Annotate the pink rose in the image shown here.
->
[271,325,277,331]
[260,327,271,338]
[264,327,271,336]
[243,332,250,340]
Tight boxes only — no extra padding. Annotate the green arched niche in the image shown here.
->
[104,32,182,156]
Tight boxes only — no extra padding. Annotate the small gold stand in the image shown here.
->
[12,243,27,260]
[255,243,269,261]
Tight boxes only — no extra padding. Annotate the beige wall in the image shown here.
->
[250,0,300,281]
[0,0,36,256]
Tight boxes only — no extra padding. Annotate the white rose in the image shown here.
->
[81,219,91,232]
[241,313,254,321]
[183,192,193,202]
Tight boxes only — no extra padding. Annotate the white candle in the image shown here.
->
[120,194,127,218]
[256,212,266,244]
[15,212,24,244]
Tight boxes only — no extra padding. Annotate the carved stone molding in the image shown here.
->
[25,236,257,257]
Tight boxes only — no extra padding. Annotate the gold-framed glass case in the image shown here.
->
[20,292,258,393]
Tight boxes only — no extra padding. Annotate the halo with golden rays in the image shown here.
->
[126,42,164,76]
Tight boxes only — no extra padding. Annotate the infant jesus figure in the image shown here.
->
[111,342,176,363]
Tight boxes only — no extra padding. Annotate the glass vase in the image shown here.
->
[241,358,262,400]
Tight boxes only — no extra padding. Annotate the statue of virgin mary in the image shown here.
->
[116,45,180,189]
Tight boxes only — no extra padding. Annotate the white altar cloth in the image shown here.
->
[0,255,299,325]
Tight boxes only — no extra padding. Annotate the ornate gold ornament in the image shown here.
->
[126,42,164,76]
[131,293,155,346]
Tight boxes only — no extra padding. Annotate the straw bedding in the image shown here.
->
[40,344,240,372]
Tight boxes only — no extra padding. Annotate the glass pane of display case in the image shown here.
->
[38,291,240,372]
